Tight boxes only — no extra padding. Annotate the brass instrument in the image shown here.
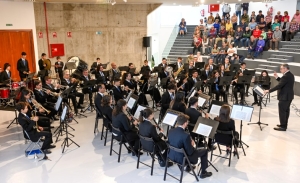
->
[138,80,144,84]
[31,98,51,114]
[43,59,52,70]
[174,65,184,78]
[42,88,59,97]
[31,110,40,132]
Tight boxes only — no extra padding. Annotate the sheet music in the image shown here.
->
[230,105,254,122]
[127,97,136,109]
[61,106,67,121]
[162,113,178,126]
[188,90,196,102]
[196,123,212,137]
[198,97,206,107]
[55,96,62,111]
[209,104,221,116]
[253,85,265,97]
[134,105,146,119]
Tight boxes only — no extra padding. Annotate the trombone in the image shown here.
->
[42,88,59,97]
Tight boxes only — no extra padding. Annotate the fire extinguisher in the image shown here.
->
[268,6,273,16]
[200,9,205,17]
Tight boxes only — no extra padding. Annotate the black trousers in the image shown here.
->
[155,139,168,162]
[37,116,51,130]
[188,149,208,172]
[278,100,292,128]
[37,128,53,150]
[68,94,78,113]
[233,87,245,102]
[282,31,287,41]
[83,88,97,105]
[124,130,140,151]
[212,89,227,102]
[146,88,161,103]
[193,46,201,54]
[43,102,57,118]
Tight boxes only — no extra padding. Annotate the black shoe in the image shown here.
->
[159,160,173,167]
[50,126,54,128]
[276,124,282,127]
[233,151,238,156]
[252,102,258,106]
[48,144,56,149]
[127,149,132,154]
[43,149,52,154]
[185,165,196,172]
[77,104,84,109]
[132,151,143,156]
[235,101,238,105]
[240,101,244,105]
[200,171,213,179]
[274,127,286,131]
[226,149,230,155]
[42,155,49,160]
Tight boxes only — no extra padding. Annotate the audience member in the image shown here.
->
[215,13,221,22]
[282,11,290,22]
[247,36,257,58]
[241,27,251,48]
[248,18,257,31]
[288,20,299,41]
[272,19,281,31]
[252,25,262,38]
[225,19,233,32]
[256,10,264,23]
[252,36,265,59]
[231,13,238,30]
[213,19,220,32]
[215,26,227,44]
[241,10,250,23]
[258,17,266,30]
[239,19,248,31]
[274,11,282,23]
[292,10,300,24]
[269,26,282,50]
[280,18,290,41]
[265,11,273,30]
[234,26,243,47]
[249,11,256,22]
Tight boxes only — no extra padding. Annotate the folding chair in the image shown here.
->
[94,106,103,134]
[101,113,112,146]
[23,130,45,159]
[110,125,135,163]
[210,130,239,167]
[164,144,199,183]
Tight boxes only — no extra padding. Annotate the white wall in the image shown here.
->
[0,1,38,68]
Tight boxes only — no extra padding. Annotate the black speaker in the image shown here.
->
[143,36,151,47]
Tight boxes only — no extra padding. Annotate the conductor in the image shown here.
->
[264,64,294,131]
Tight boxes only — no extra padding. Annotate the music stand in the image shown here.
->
[194,81,202,91]
[147,79,159,109]
[230,104,253,156]
[65,62,77,75]
[243,70,256,77]
[168,63,176,71]
[162,109,183,136]
[220,76,233,100]
[186,86,196,100]
[208,100,227,116]
[224,71,234,77]
[129,68,136,74]
[195,62,205,70]
[230,64,240,72]
[197,93,210,109]
[237,75,252,105]
[134,104,147,120]
[81,80,97,113]
[127,94,139,113]
[193,117,219,173]
[248,85,268,131]
[119,66,129,72]
[102,64,108,69]
[25,73,36,90]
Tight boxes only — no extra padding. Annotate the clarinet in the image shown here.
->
[152,118,167,140]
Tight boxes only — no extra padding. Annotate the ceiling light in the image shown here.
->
[196,2,199,4]
[238,0,242,1]
[217,0,220,2]
[200,0,205,3]
[173,3,176,5]
[123,0,127,2]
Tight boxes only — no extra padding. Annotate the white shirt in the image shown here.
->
[227,47,237,56]
[197,56,203,62]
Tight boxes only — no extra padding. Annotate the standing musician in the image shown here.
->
[43,76,60,103]
[112,99,142,156]
[140,60,151,75]
[81,69,97,106]
[17,52,30,80]
[61,71,84,113]
[239,62,249,96]
[252,70,270,106]
[94,83,106,113]
[100,95,113,132]
[168,114,212,178]
[139,108,173,167]
[0,63,11,83]
[210,70,227,102]
[158,58,168,68]
[34,80,59,120]
[54,56,64,80]
[112,78,128,102]
[38,53,49,82]
[170,91,187,114]
[16,102,55,156]
[232,70,245,105]
[19,89,52,129]
[140,72,161,106]
[90,57,101,74]
[161,83,176,117]
[108,62,121,82]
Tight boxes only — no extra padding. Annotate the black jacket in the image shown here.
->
[187,77,200,90]
[95,71,107,84]
[0,70,11,83]
[94,93,103,113]
[17,59,29,78]
[18,113,39,141]
[112,86,126,102]
[112,112,135,136]
[38,59,45,70]
[200,70,211,81]
[269,71,294,101]
[185,108,202,127]
[34,89,50,104]
[171,102,186,114]
[161,91,172,116]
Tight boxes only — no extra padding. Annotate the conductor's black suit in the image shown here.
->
[269,71,295,129]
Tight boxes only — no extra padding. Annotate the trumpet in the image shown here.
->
[31,110,40,132]
[60,85,69,89]
[31,98,51,114]
[42,88,59,97]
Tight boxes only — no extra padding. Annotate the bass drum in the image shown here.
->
[64,56,88,79]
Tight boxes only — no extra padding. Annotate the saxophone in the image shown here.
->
[174,65,184,78]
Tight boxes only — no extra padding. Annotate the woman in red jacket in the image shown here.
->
[252,25,262,38]
[281,11,290,22]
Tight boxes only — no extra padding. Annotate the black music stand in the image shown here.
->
[230,104,253,156]
[119,66,129,72]
[147,79,159,109]
[248,85,268,131]
[129,68,136,74]
[63,86,87,120]
[230,64,240,72]
[127,94,139,113]
[254,76,270,107]
[243,70,256,96]
[224,71,234,77]
[194,81,203,91]
[237,75,252,105]
[161,109,183,137]
[81,80,97,113]
[102,64,108,69]
[65,62,77,75]
[219,76,233,101]
[195,62,205,70]
[192,117,219,173]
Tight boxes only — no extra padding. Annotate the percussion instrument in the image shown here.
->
[64,56,88,79]
[0,88,10,99]
[12,82,20,89]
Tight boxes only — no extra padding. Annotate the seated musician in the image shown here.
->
[188,70,200,90]
[188,60,196,70]
[112,79,128,102]
[170,91,187,114]
[61,71,84,113]
[252,70,271,106]
[112,99,142,156]
[100,95,113,131]
[19,89,52,129]
[208,58,217,71]
[95,64,107,84]
[43,76,60,103]
[34,80,59,120]
[161,83,176,117]
[140,60,151,75]
[54,56,64,80]
[140,72,161,106]
[159,65,175,90]
[16,102,55,156]
[90,57,101,74]
[0,63,11,84]
[174,57,183,72]
[224,58,231,71]
[127,63,139,77]
[199,64,211,92]
[108,62,121,82]
[210,70,227,102]
[168,114,212,178]
[81,69,97,106]
[139,108,173,167]
[219,64,225,77]
[231,70,245,105]
[177,76,189,96]
[94,83,106,112]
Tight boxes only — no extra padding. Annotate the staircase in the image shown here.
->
[166,25,196,63]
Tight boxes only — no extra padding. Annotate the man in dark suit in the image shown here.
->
[17,52,30,80]
[90,57,101,74]
[108,62,121,82]
[94,84,106,112]
[161,83,176,117]
[16,102,55,156]
[239,62,250,96]
[112,79,127,102]
[81,69,97,105]
[38,53,48,83]
[168,114,212,178]
[208,58,217,72]
[158,58,168,68]
[265,64,295,131]
[200,64,211,91]
[174,57,183,72]
[54,56,64,80]
[188,70,200,90]
[43,76,60,103]
[0,63,11,83]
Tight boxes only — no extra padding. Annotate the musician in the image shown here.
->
[61,71,84,113]
[174,57,183,72]
[161,83,176,117]
[81,69,97,106]
[139,108,173,167]
[100,95,112,131]
[208,58,217,72]
[219,64,225,77]
[38,53,48,82]
[140,60,151,75]
[170,91,187,114]
[211,70,227,102]
[0,63,11,83]
[158,58,168,68]
[177,76,189,96]
[159,66,174,89]
[34,80,59,120]
[239,62,249,96]
[17,52,30,80]
[112,78,128,102]
[127,63,139,76]
[188,60,196,70]
[55,56,64,80]
[95,83,106,113]
[140,72,161,106]
[168,114,212,178]
[43,76,60,103]
[90,57,101,74]
[95,64,107,84]
[16,102,55,155]
[188,70,200,90]
[252,70,270,106]
[108,62,121,82]
[224,58,231,71]
[112,99,141,156]
[19,89,52,129]
[232,70,245,105]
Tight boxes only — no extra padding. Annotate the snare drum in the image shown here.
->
[0,88,10,99]
[12,82,20,89]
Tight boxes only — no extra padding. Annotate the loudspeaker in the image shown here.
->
[143,36,151,47]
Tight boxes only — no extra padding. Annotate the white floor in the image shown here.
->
[1,93,300,183]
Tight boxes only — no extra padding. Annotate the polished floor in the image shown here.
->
[1,93,300,183]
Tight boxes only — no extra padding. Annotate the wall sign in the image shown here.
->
[67,32,72,37]
[53,32,57,38]
[38,32,43,38]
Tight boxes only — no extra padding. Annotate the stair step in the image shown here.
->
[267,58,290,62]
[255,68,275,72]
[259,64,279,68]
[291,39,300,42]
[279,48,300,52]
[283,45,300,49]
